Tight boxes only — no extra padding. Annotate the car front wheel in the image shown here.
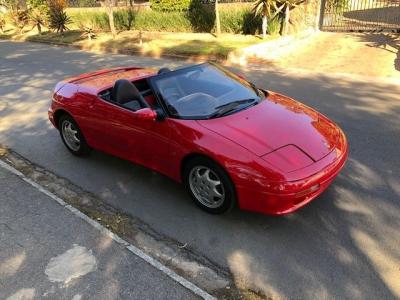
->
[183,157,236,214]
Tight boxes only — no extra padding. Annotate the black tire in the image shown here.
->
[58,114,91,156]
[183,156,236,214]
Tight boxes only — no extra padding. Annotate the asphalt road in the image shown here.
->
[0,164,199,300]
[1,40,400,299]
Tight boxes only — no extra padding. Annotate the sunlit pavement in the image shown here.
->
[1,40,400,299]
[0,166,199,299]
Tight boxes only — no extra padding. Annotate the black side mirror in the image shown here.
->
[154,108,166,121]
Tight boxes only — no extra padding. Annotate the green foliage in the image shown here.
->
[70,9,109,30]
[27,0,48,9]
[27,0,49,33]
[8,9,29,34]
[67,0,98,7]
[48,1,71,32]
[325,0,350,13]
[253,0,277,17]
[113,8,136,30]
[0,14,5,33]
[115,9,192,32]
[150,0,192,11]
[220,6,257,34]
[267,14,280,34]
[0,0,20,10]
[77,21,95,40]
[187,2,215,32]
[67,4,280,35]
[71,9,193,32]
[29,7,47,33]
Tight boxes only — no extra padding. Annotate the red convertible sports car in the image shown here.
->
[48,62,348,215]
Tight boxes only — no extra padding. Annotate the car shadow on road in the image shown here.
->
[1,40,400,299]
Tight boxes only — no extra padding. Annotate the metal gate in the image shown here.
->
[320,0,400,31]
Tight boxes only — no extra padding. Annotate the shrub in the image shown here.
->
[67,0,98,7]
[114,8,136,30]
[8,9,29,35]
[187,2,215,32]
[77,21,95,40]
[67,4,280,35]
[121,10,192,32]
[48,0,71,32]
[0,14,5,33]
[150,0,192,11]
[70,9,109,30]
[27,0,48,8]
[28,7,47,33]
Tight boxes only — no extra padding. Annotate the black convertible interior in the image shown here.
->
[99,78,155,111]
[111,79,147,111]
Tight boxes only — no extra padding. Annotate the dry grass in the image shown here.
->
[1,25,267,59]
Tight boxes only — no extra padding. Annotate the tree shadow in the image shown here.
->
[357,32,400,71]
[1,40,400,298]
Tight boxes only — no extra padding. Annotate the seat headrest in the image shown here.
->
[158,68,171,75]
[111,79,142,105]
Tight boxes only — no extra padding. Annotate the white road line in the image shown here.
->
[0,159,216,300]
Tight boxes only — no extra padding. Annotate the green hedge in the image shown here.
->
[67,0,98,7]
[150,0,192,11]
[70,10,110,30]
[68,6,281,35]
[116,10,192,31]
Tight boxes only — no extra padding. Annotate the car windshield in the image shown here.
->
[152,63,264,119]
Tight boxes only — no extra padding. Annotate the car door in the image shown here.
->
[86,96,173,175]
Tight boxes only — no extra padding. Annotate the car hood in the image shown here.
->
[197,92,340,162]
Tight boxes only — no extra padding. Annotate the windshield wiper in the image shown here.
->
[209,98,258,118]
[249,82,261,96]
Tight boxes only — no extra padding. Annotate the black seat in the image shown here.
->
[111,79,147,111]
[158,68,171,75]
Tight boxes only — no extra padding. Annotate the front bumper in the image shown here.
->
[237,132,348,215]
[48,107,56,127]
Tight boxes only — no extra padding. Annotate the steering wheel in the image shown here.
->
[175,92,217,105]
[163,88,181,103]
[172,93,218,117]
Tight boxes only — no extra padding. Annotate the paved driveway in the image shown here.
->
[275,32,400,79]
[1,41,400,299]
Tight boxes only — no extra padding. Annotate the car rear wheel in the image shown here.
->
[59,114,91,156]
[183,157,235,214]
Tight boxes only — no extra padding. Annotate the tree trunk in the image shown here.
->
[215,0,221,36]
[102,0,117,38]
[108,8,116,38]
[283,4,290,35]
[139,30,143,47]
[262,14,268,38]
[37,23,41,34]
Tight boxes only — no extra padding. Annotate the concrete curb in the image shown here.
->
[0,147,264,299]
[16,37,226,63]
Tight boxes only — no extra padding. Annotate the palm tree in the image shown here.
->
[215,0,221,36]
[100,0,116,38]
[276,0,305,35]
[253,0,278,39]
[29,7,46,33]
